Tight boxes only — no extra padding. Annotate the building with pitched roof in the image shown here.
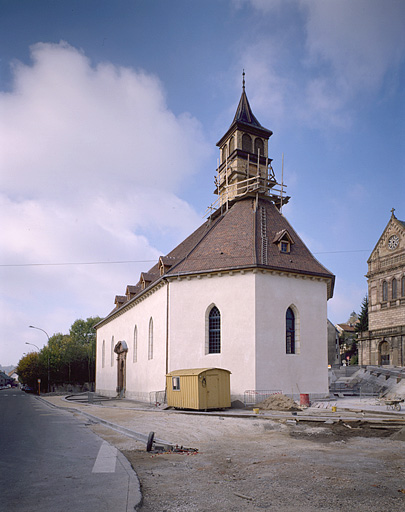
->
[357,210,405,366]
[95,79,335,402]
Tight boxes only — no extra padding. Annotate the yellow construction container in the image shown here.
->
[166,368,231,410]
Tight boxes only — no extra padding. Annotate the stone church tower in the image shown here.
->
[214,72,289,209]
[358,209,405,366]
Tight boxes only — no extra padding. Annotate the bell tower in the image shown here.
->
[214,72,289,209]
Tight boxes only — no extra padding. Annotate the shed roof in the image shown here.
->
[166,368,231,377]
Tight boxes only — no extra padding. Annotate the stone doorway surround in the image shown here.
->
[114,340,128,397]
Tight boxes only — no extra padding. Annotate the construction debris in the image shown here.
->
[255,393,301,411]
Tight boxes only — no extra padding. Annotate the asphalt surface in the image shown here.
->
[0,389,141,512]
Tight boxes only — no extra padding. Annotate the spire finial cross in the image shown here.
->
[242,69,245,90]
[391,207,396,217]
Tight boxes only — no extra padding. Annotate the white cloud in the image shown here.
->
[302,0,405,92]
[237,0,405,129]
[300,0,405,125]
[0,41,210,365]
[2,42,210,201]
[233,0,286,13]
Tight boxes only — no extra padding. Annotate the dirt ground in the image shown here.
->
[87,409,405,512]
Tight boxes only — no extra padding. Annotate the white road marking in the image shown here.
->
[92,441,118,473]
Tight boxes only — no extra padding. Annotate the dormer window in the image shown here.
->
[140,272,153,290]
[114,295,126,309]
[159,256,176,276]
[273,229,294,254]
[126,285,137,300]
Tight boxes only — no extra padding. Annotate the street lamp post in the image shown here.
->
[29,326,50,393]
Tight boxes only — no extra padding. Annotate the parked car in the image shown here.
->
[23,386,35,393]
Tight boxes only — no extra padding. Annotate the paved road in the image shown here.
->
[0,389,141,511]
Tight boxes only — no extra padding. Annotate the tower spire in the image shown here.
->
[212,81,290,212]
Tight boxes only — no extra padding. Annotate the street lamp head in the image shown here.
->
[25,342,40,352]
[29,325,50,340]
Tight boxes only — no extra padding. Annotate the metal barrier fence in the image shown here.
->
[244,390,282,406]
[329,382,382,397]
[149,390,166,406]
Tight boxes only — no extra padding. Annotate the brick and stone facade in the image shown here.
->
[358,210,405,366]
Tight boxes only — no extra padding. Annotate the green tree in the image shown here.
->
[17,352,43,391]
[18,316,101,392]
[69,317,101,383]
[47,333,71,386]
[355,295,369,332]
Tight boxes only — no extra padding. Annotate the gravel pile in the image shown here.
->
[256,393,301,411]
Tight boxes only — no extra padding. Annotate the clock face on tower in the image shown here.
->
[388,234,400,250]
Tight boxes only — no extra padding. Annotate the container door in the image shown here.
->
[206,374,219,409]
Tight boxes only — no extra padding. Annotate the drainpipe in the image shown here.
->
[164,278,170,375]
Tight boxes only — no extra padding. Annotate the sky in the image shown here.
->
[1,0,404,366]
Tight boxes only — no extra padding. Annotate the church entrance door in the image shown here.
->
[114,340,128,397]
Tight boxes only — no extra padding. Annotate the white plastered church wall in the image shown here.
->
[255,272,329,396]
[167,272,257,399]
[96,285,167,400]
[96,270,329,401]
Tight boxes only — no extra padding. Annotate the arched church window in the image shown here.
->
[148,318,153,360]
[254,137,264,156]
[242,133,252,152]
[111,336,114,366]
[402,276,405,297]
[133,325,138,363]
[229,136,235,154]
[102,340,105,368]
[392,279,397,300]
[286,308,295,354]
[222,144,228,163]
[208,306,221,354]
[382,281,388,302]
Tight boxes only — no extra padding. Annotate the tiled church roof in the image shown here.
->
[103,196,335,321]
[166,197,334,286]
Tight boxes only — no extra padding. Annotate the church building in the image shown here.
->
[358,210,405,366]
[95,79,335,403]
